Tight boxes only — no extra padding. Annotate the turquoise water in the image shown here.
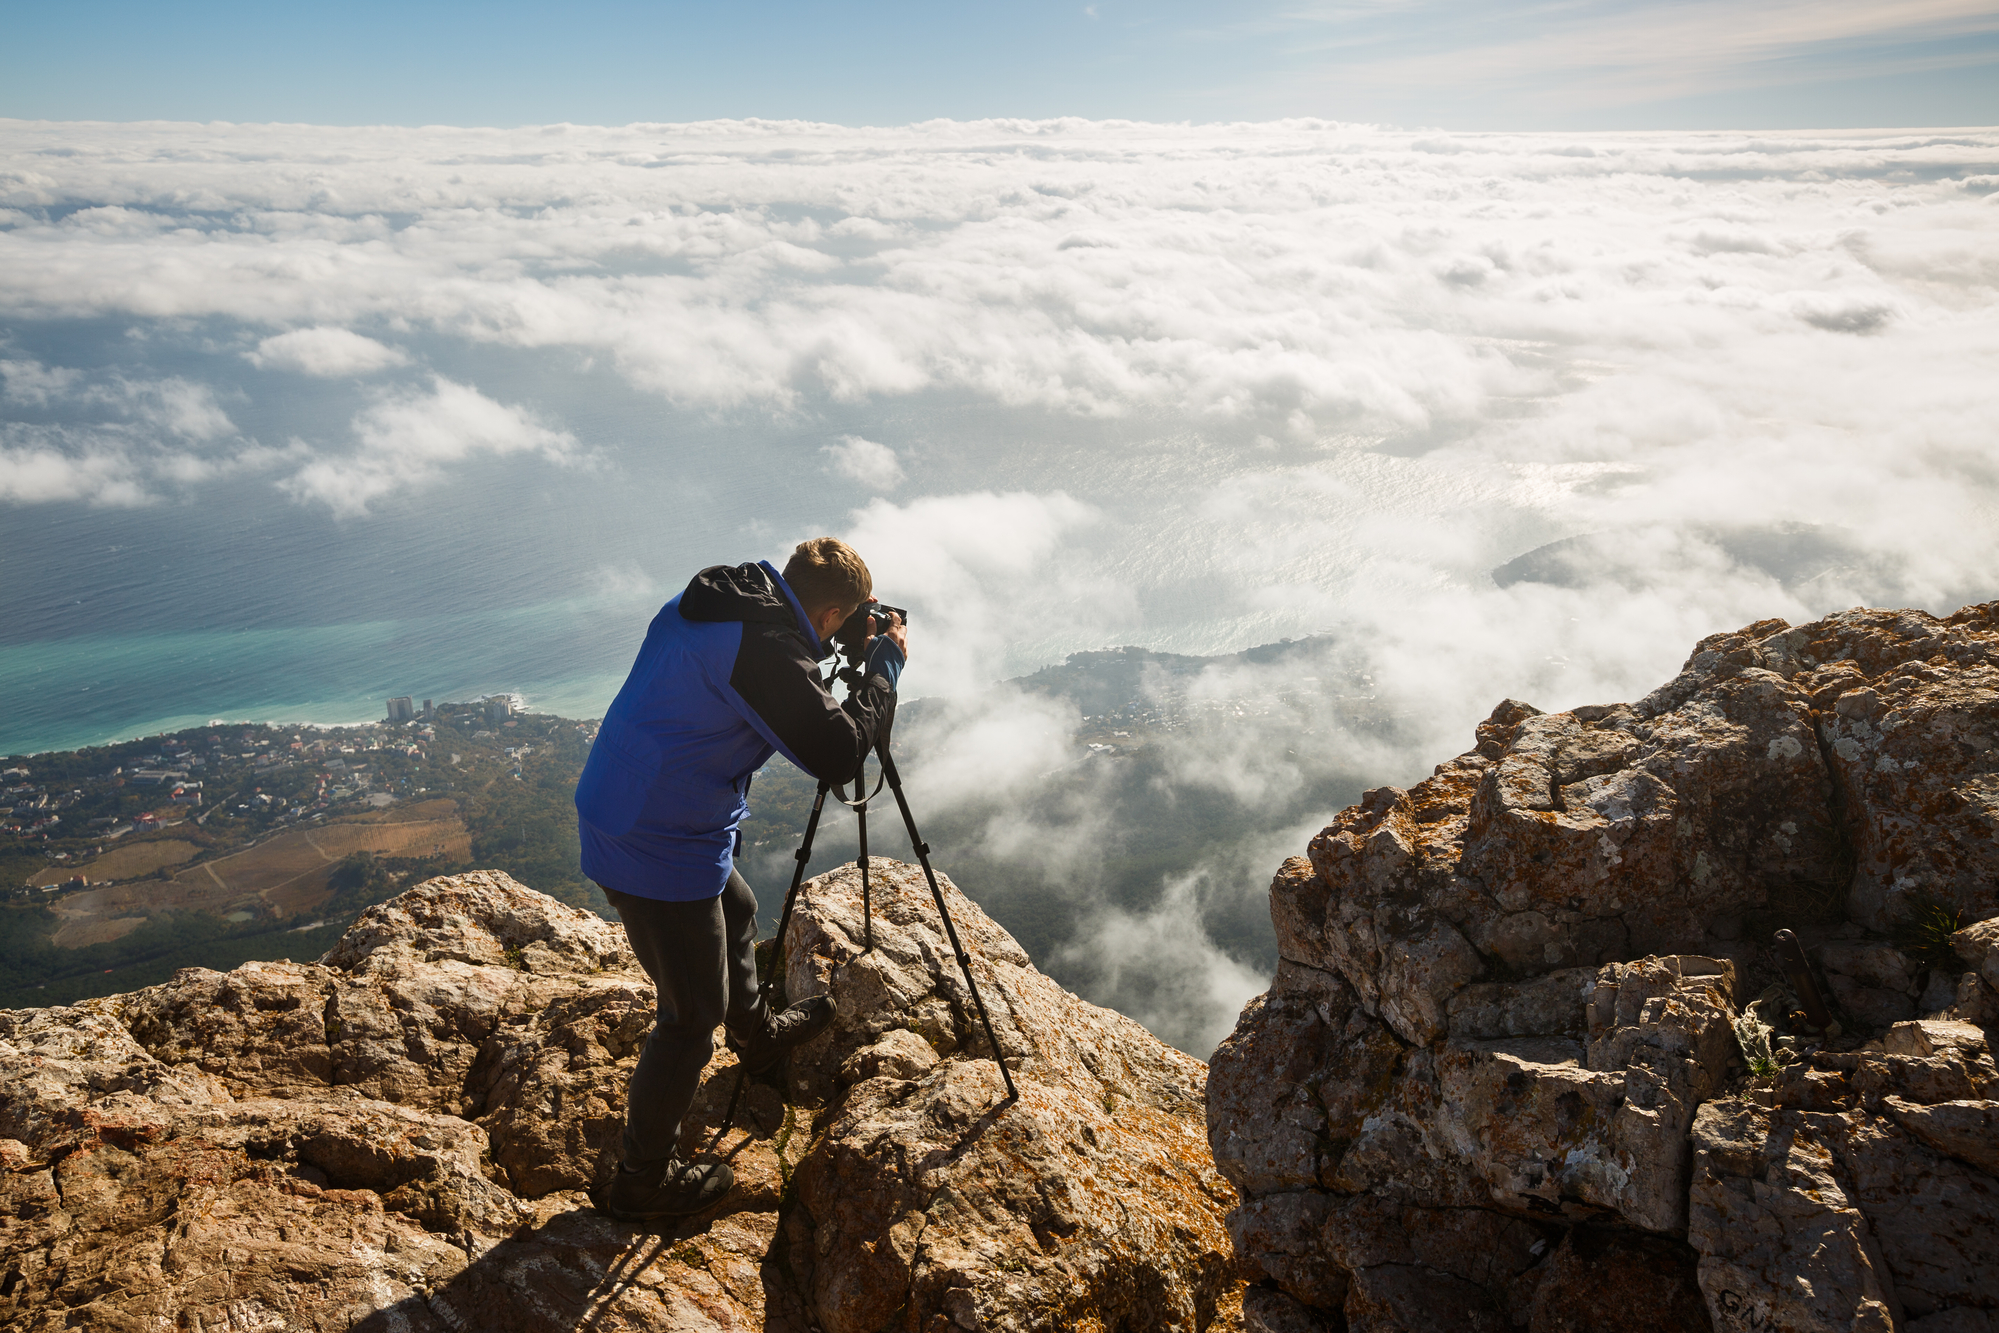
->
[0,330,854,754]
[0,322,1372,758]
[0,319,1313,757]
[0,447,799,755]
[0,605,638,754]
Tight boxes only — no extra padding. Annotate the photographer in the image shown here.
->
[576,537,906,1220]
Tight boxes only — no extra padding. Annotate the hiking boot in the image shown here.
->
[590,1156,734,1222]
[728,993,837,1075]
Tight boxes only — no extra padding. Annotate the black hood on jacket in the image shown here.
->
[679,562,809,631]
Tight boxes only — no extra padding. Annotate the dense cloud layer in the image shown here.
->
[4,118,1997,1049]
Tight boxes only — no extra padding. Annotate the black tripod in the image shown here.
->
[705,641,1021,1153]
[757,736,1019,1103]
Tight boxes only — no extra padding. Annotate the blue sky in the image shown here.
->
[5,0,1997,129]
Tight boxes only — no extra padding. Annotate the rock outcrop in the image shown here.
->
[1,866,1243,1330]
[1210,601,1999,1332]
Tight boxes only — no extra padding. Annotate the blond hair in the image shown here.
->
[782,537,872,613]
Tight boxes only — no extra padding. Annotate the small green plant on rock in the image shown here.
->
[1893,896,1965,974]
[1732,1006,1782,1079]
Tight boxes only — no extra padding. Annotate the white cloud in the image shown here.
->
[0,362,263,505]
[901,686,1082,812]
[1055,869,1271,1056]
[279,376,582,517]
[3,120,1995,725]
[247,327,410,377]
[0,433,149,506]
[834,490,1135,696]
[1,121,1993,471]
[0,359,82,406]
[95,376,236,441]
[0,420,298,507]
[822,434,904,490]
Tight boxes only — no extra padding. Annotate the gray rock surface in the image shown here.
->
[1212,601,1999,1333]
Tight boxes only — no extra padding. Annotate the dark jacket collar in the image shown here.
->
[678,561,826,656]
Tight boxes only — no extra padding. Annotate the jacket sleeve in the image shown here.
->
[730,623,896,783]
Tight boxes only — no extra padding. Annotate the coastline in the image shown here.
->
[0,680,619,759]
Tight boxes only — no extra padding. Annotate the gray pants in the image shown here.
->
[602,870,764,1170]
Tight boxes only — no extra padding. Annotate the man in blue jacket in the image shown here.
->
[577,537,905,1220]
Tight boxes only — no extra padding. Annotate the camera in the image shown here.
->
[833,600,907,662]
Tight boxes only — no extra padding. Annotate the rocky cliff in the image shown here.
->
[1209,602,1999,1333]
[0,864,1241,1330]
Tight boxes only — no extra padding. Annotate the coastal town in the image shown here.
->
[0,641,1357,1009]
[1,693,598,898]
[0,693,603,1008]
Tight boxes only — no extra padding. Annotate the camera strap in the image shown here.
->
[831,767,887,808]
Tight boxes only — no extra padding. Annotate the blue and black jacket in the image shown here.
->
[575,560,900,901]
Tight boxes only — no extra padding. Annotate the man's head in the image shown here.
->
[783,537,872,641]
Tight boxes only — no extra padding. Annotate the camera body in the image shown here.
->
[834,600,908,663]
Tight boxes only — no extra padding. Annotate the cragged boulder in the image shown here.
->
[1212,601,1999,1332]
[785,859,1241,1333]
[1436,955,1735,1233]
[1,864,1246,1331]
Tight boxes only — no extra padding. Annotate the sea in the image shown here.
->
[0,334,1368,757]
[2,371,864,754]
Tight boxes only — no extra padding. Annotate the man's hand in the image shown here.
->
[875,608,909,662]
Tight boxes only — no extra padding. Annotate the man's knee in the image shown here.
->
[656,985,728,1035]
[722,869,757,920]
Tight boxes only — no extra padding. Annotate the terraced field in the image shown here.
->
[48,801,469,946]
[30,837,202,887]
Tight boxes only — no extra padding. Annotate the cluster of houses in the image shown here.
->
[12,699,522,891]
[3,768,81,837]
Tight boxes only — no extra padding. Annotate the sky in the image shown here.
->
[6,0,1999,131]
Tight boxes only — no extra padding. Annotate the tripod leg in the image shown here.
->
[711,778,830,1152]
[851,759,875,959]
[875,742,1019,1103]
[762,780,832,1013]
